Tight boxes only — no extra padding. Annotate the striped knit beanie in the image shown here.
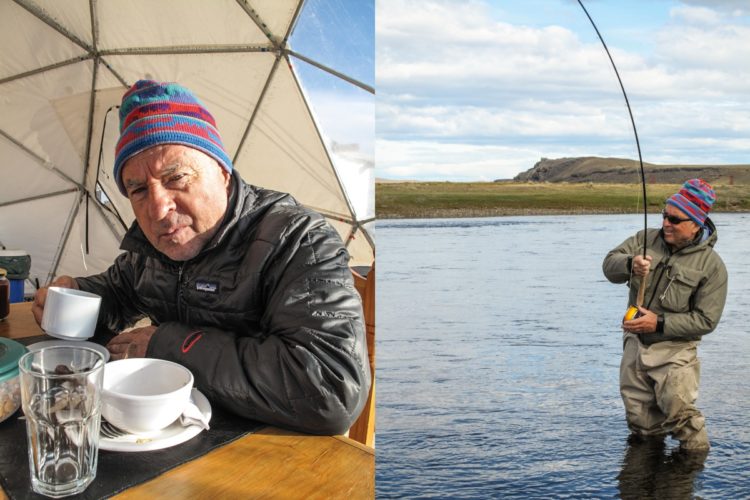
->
[114,80,233,195]
[666,178,715,227]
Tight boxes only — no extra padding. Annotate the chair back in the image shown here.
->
[348,262,375,447]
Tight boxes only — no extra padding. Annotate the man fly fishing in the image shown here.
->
[602,179,727,452]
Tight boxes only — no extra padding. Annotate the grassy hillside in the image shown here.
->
[376,181,750,219]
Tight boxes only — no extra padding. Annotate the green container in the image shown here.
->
[0,337,28,422]
[0,250,31,280]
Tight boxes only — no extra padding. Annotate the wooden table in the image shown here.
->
[1,302,375,499]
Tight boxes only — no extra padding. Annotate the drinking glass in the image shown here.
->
[19,346,105,498]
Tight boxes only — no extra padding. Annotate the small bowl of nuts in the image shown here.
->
[0,337,27,423]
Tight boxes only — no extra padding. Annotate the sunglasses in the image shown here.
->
[662,210,692,225]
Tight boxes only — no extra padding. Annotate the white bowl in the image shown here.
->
[102,358,194,434]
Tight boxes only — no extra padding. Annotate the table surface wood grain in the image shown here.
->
[0,302,374,499]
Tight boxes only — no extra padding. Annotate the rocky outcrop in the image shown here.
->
[511,157,750,184]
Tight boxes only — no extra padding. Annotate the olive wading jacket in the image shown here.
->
[602,218,728,346]
[77,171,370,435]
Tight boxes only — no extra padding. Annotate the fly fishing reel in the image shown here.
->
[623,305,643,322]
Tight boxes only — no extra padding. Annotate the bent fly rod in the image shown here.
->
[577,0,649,314]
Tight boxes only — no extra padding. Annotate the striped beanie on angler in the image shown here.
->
[666,178,716,227]
[114,80,233,195]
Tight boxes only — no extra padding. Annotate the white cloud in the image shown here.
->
[656,23,750,75]
[670,5,722,25]
[376,0,750,180]
[679,0,749,15]
[378,100,637,140]
[376,139,542,180]
[307,89,375,156]
[378,12,617,103]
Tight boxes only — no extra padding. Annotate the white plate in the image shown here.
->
[99,388,211,452]
[27,339,110,362]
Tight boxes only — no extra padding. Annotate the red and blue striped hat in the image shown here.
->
[666,178,715,227]
[114,80,233,195]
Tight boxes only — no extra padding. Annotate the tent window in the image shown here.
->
[289,1,374,220]
[95,182,111,206]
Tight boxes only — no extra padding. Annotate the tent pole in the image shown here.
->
[231,54,284,166]
[47,190,85,284]
[92,186,128,232]
[286,50,374,95]
[89,0,100,52]
[0,189,78,209]
[309,208,379,227]
[87,192,129,243]
[284,54,364,241]
[234,0,284,47]
[282,0,307,46]
[339,224,376,263]
[0,129,81,187]
[312,209,355,224]
[13,0,92,52]
[82,60,99,184]
[345,221,376,255]
[99,58,129,87]
[82,59,100,255]
[0,57,90,86]
[357,224,376,254]
[99,45,271,56]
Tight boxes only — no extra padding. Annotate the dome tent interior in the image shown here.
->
[0,0,375,294]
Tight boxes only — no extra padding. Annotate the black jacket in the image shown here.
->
[77,171,370,435]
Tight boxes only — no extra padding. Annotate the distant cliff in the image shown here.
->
[512,157,750,184]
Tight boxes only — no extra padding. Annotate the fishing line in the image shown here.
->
[576,0,648,260]
[577,0,650,315]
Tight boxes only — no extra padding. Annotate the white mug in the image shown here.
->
[41,287,102,340]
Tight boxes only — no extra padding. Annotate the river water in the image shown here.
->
[376,213,750,498]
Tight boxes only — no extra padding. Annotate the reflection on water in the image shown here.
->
[376,214,750,498]
[618,437,707,499]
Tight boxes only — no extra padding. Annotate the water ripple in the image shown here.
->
[377,213,750,498]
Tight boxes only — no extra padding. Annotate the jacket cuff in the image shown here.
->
[626,256,633,273]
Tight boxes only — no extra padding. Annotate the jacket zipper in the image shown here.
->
[177,264,185,323]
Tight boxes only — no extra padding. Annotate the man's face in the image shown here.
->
[662,204,700,248]
[121,145,231,261]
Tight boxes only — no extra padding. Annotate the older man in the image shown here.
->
[603,179,727,451]
[32,80,370,435]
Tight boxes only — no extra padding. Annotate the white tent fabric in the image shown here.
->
[0,0,375,291]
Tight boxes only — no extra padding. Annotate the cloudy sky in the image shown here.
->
[376,0,750,181]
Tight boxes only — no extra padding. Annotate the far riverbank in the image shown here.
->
[376,181,750,219]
